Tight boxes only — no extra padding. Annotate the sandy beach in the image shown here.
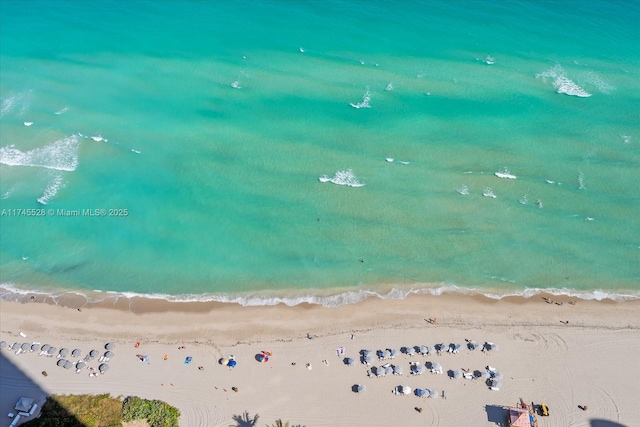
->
[1,293,638,427]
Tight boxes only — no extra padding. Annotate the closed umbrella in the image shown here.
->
[98,363,109,372]
[64,361,73,369]
[105,342,115,350]
[30,343,40,352]
[59,348,69,357]
[71,349,82,358]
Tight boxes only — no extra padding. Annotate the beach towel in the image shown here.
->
[184,356,192,364]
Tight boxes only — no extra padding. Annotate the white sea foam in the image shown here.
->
[578,172,585,190]
[398,161,409,165]
[537,65,591,97]
[91,136,104,142]
[318,169,364,187]
[299,47,305,53]
[350,87,371,109]
[131,149,141,154]
[484,55,495,65]
[2,282,637,308]
[231,80,241,89]
[54,106,69,115]
[621,134,631,144]
[23,121,33,127]
[1,96,17,117]
[457,185,469,195]
[385,82,394,91]
[385,158,394,162]
[494,168,516,179]
[37,172,64,205]
[585,72,614,94]
[519,195,528,205]
[483,187,496,198]
[0,134,80,171]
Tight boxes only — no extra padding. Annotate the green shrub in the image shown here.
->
[122,396,180,427]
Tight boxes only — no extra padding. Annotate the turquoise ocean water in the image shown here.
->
[1,1,639,305]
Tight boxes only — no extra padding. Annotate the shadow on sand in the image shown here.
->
[0,352,75,427]
[485,404,508,426]
[590,420,627,427]
[230,411,260,427]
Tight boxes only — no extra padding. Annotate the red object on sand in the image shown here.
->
[135,342,140,348]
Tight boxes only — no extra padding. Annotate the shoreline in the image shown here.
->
[1,294,639,426]
[1,282,638,315]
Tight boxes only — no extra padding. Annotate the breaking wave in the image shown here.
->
[0,134,80,171]
[319,169,365,187]
[350,87,371,109]
[537,65,591,97]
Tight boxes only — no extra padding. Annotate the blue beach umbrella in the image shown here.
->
[228,359,237,368]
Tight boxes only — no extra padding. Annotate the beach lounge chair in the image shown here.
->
[184,356,193,364]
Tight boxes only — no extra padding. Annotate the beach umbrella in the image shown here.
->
[382,349,391,359]
[0,341,7,349]
[376,350,384,359]
[402,386,412,395]
[363,353,373,364]
[492,371,504,379]
[436,343,447,351]
[30,343,40,352]
[98,363,109,372]
[393,365,403,375]
[415,364,426,375]
[353,384,366,393]
[228,359,237,368]
[419,345,429,355]
[41,344,50,352]
[12,342,21,351]
[361,349,372,356]
[21,343,30,352]
[344,357,354,366]
[220,358,229,366]
[64,361,73,369]
[75,361,86,370]
[104,351,114,359]
[429,361,442,371]
[71,349,81,358]
[57,359,66,367]
[406,347,416,356]
[388,348,398,358]
[480,370,491,379]
[429,389,439,399]
[450,369,462,379]
[490,343,499,351]
[89,349,99,358]
[257,353,269,363]
[415,388,426,397]
[105,342,115,350]
[47,347,57,355]
[468,341,478,350]
[59,348,69,357]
